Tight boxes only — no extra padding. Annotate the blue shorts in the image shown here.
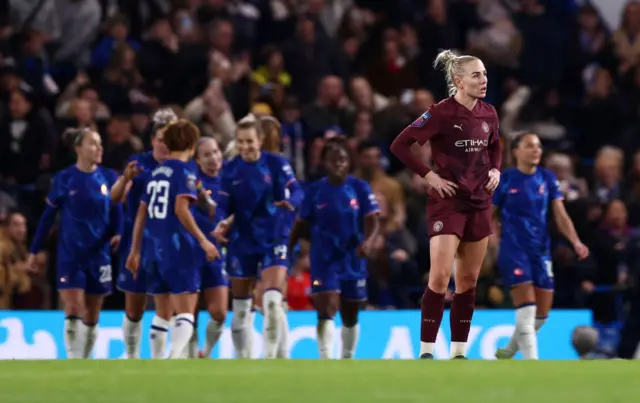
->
[146,259,201,295]
[57,260,112,295]
[498,251,554,290]
[310,258,367,301]
[116,253,148,294]
[227,244,289,278]
[201,253,229,289]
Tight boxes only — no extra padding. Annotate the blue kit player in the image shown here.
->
[289,136,380,359]
[28,128,123,359]
[126,119,220,359]
[493,132,589,359]
[213,114,303,359]
[191,137,228,358]
[110,108,176,359]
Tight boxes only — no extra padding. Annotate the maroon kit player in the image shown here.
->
[390,50,502,359]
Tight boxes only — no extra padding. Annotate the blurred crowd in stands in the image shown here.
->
[1,0,640,352]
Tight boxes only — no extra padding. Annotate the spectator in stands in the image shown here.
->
[545,152,588,202]
[138,16,206,106]
[612,1,640,75]
[251,46,291,107]
[364,34,420,98]
[578,68,626,158]
[55,73,111,121]
[0,89,54,186]
[102,115,143,172]
[302,75,349,139]
[592,146,626,204]
[99,43,142,115]
[91,15,141,70]
[346,76,390,115]
[51,0,102,69]
[184,78,236,150]
[282,14,348,103]
[587,200,638,324]
[0,211,37,309]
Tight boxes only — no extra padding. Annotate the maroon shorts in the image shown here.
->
[427,201,492,242]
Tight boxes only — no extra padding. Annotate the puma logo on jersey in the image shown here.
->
[453,124,463,131]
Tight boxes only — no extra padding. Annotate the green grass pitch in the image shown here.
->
[0,360,638,403]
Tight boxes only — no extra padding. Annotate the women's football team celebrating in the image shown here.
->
[29,48,582,360]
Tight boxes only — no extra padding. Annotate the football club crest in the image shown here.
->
[433,221,443,232]
[482,122,490,133]
[100,184,108,195]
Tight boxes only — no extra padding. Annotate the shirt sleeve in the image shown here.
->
[546,170,564,201]
[140,174,151,205]
[488,106,502,170]
[356,180,380,217]
[389,106,442,177]
[46,171,68,208]
[176,169,198,200]
[299,184,315,224]
[274,156,299,202]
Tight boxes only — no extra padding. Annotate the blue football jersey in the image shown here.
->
[120,152,159,260]
[193,169,225,243]
[301,176,379,279]
[142,159,199,263]
[493,168,563,254]
[39,165,119,266]
[218,152,300,255]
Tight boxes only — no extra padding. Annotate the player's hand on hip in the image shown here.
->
[425,171,457,198]
[274,200,294,211]
[125,252,140,278]
[485,168,500,193]
[201,239,220,261]
[573,240,589,260]
[110,235,121,251]
[123,160,143,181]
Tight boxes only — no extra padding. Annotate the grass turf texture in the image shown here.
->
[0,360,638,403]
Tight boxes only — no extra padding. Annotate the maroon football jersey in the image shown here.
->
[391,97,501,208]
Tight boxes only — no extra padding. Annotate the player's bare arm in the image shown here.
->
[551,199,589,260]
[110,161,142,202]
[357,213,380,258]
[175,195,220,261]
[126,202,147,277]
[288,219,310,253]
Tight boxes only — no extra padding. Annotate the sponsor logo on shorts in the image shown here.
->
[433,221,443,232]
[482,122,490,133]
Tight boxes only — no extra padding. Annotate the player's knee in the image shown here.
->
[208,306,226,323]
[455,271,479,292]
[317,304,338,320]
[125,306,145,322]
[427,270,450,294]
[341,312,358,328]
[64,301,84,317]
[84,308,101,326]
